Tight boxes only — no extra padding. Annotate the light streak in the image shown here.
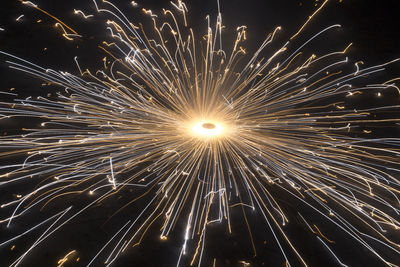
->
[20,0,79,39]
[73,9,94,19]
[290,0,329,40]
[317,237,348,267]
[57,250,77,267]
[16,15,24,22]
[0,0,399,266]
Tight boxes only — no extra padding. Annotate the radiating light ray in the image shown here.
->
[0,0,399,266]
[20,0,79,37]
[317,236,348,267]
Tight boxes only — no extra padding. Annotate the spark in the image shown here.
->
[57,250,77,267]
[73,9,94,19]
[20,0,79,39]
[16,15,24,21]
[0,0,399,266]
[290,0,329,40]
[317,237,349,267]
[55,23,82,41]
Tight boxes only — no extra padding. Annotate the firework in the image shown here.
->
[0,0,399,266]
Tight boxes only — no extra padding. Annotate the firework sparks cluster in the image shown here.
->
[0,0,400,266]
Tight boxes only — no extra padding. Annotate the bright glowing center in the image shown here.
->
[202,123,216,129]
[192,121,223,137]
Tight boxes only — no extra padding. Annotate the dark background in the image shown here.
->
[0,1,399,266]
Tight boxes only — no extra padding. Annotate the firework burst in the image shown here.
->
[0,0,400,266]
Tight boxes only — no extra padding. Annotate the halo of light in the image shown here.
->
[192,121,224,137]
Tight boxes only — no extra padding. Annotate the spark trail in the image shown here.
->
[0,0,399,266]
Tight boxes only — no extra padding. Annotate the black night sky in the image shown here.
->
[0,1,399,267]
